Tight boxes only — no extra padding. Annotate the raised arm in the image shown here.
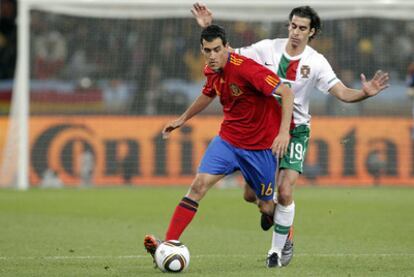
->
[162,94,214,139]
[329,70,390,103]
[191,2,213,28]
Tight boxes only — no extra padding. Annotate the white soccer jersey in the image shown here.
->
[236,38,340,126]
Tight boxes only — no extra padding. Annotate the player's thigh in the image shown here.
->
[279,125,310,174]
[198,136,238,175]
[237,149,277,201]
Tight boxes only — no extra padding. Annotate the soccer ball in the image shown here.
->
[155,240,190,273]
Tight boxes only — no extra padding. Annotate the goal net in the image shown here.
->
[1,0,413,189]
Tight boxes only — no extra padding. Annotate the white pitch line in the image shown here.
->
[1,253,414,261]
[0,255,146,260]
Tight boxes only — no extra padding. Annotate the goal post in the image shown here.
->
[0,0,30,190]
[1,0,413,189]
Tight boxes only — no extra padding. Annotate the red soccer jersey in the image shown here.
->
[202,52,284,150]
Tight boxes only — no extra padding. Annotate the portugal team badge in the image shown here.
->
[229,83,243,96]
[300,65,310,78]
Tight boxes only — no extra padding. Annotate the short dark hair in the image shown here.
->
[200,24,227,46]
[289,6,321,41]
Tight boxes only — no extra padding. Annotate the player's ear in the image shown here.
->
[309,28,315,39]
[200,39,205,53]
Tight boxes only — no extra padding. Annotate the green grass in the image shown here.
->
[0,186,413,276]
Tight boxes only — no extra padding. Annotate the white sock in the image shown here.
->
[270,202,295,254]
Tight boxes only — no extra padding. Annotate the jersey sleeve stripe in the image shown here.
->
[328,77,338,84]
[265,79,277,87]
[265,76,280,87]
[230,56,243,65]
[266,75,280,84]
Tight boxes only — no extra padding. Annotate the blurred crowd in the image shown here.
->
[0,0,16,80]
[0,1,413,115]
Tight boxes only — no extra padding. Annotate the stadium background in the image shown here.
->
[1,3,413,276]
[0,0,413,188]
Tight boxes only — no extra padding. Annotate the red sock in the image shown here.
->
[165,197,199,241]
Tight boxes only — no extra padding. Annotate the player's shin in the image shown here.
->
[165,196,199,240]
[270,201,295,254]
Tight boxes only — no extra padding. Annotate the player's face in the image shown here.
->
[201,38,229,71]
[288,15,315,48]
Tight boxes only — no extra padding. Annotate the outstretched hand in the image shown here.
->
[162,119,184,139]
[361,70,390,97]
[191,2,213,28]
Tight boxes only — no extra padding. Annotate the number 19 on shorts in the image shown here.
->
[290,142,304,161]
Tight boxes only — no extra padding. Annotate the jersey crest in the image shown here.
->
[229,83,243,96]
[300,65,310,78]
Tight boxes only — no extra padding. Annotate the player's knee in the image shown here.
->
[243,189,257,203]
[244,194,257,203]
[243,183,257,203]
[277,180,292,204]
[188,184,207,200]
[277,186,292,205]
[188,177,209,200]
[277,170,297,205]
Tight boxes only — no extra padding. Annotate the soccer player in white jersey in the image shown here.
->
[192,3,390,268]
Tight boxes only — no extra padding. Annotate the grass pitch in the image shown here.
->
[0,186,413,276]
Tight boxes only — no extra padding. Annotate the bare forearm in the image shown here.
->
[329,77,389,103]
[330,71,389,103]
[271,85,294,158]
[336,87,370,103]
[280,92,294,133]
[178,94,214,123]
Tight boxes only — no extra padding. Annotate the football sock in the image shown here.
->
[270,202,295,253]
[165,197,199,241]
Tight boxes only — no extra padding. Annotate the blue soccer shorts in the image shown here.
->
[198,136,277,201]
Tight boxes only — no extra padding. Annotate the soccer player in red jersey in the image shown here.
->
[144,24,294,265]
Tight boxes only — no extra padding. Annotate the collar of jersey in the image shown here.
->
[283,39,305,60]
